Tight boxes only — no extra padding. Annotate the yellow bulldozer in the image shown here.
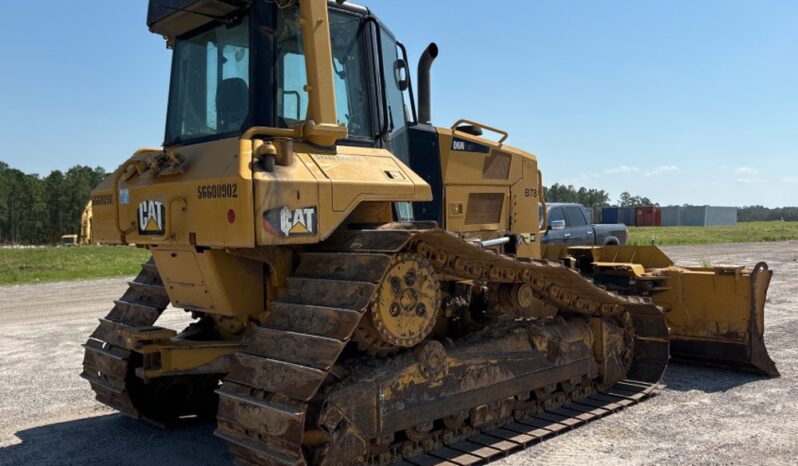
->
[82,1,777,465]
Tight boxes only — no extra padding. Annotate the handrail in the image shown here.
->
[538,169,548,231]
[451,118,509,144]
[241,126,301,141]
[114,148,162,238]
[163,196,187,240]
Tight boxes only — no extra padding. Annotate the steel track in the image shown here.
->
[215,226,669,466]
[80,258,170,420]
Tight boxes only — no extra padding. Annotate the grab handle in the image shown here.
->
[451,119,509,144]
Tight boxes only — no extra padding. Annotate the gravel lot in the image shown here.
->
[1,242,796,465]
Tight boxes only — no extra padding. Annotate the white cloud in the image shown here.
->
[601,165,639,175]
[783,176,798,184]
[736,177,762,184]
[734,167,759,175]
[643,165,679,177]
[561,165,639,185]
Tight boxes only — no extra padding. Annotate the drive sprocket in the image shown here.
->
[357,253,441,351]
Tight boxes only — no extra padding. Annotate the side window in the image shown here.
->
[166,19,250,143]
[277,52,307,123]
[275,8,372,139]
[380,29,409,163]
[565,207,588,227]
[549,207,565,226]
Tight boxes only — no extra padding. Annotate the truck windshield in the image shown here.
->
[165,19,250,145]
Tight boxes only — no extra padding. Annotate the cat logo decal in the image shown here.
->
[137,200,165,236]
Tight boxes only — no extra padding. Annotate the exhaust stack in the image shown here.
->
[417,43,439,125]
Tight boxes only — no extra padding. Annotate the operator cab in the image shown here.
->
[149,1,417,162]
[148,0,446,224]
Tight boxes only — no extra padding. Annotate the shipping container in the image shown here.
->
[706,206,738,226]
[618,207,637,226]
[635,206,662,226]
[684,206,706,226]
[590,206,603,225]
[661,206,684,226]
[602,207,619,224]
[684,206,738,226]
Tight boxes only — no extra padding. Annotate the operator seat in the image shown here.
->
[217,78,249,132]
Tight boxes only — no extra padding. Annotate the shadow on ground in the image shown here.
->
[661,362,769,393]
[0,414,230,466]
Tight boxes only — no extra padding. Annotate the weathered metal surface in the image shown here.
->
[294,252,392,283]
[82,258,225,423]
[224,354,326,402]
[247,328,346,371]
[280,277,376,309]
[265,303,363,340]
[658,262,778,376]
[82,258,168,419]
[216,226,669,466]
[217,247,386,465]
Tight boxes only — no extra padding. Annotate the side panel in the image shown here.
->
[445,186,509,233]
[91,138,255,248]
[435,127,542,254]
[151,247,265,317]
[254,144,432,245]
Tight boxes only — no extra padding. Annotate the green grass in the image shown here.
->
[0,245,150,285]
[628,221,798,246]
[1,221,796,285]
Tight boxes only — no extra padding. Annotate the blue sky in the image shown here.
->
[0,1,795,207]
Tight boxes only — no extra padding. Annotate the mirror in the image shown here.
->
[393,59,409,91]
[550,219,566,231]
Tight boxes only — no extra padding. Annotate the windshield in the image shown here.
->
[165,19,250,144]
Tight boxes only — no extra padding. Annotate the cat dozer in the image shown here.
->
[82,1,777,464]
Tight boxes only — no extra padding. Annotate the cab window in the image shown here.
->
[275,8,372,139]
[379,29,409,162]
[549,207,565,226]
[565,207,588,227]
[165,18,250,144]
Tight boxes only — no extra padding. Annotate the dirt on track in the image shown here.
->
[1,242,796,466]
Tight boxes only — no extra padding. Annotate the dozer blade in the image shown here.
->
[545,244,779,377]
[658,262,778,377]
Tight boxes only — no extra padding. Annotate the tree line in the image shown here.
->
[0,161,106,244]
[544,184,797,222]
[544,183,655,208]
[1,162,794,244]
[738,205,798,222]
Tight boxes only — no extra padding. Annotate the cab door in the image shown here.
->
[564,205,592,244]
[543,206,566,243]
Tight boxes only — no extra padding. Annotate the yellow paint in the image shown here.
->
[86,0,770,380]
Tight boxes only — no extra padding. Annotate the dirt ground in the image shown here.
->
[1,242,796,465]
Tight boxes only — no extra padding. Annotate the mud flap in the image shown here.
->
[659,262,779,377]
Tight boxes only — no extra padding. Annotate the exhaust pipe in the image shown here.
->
[417,42,439,125]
